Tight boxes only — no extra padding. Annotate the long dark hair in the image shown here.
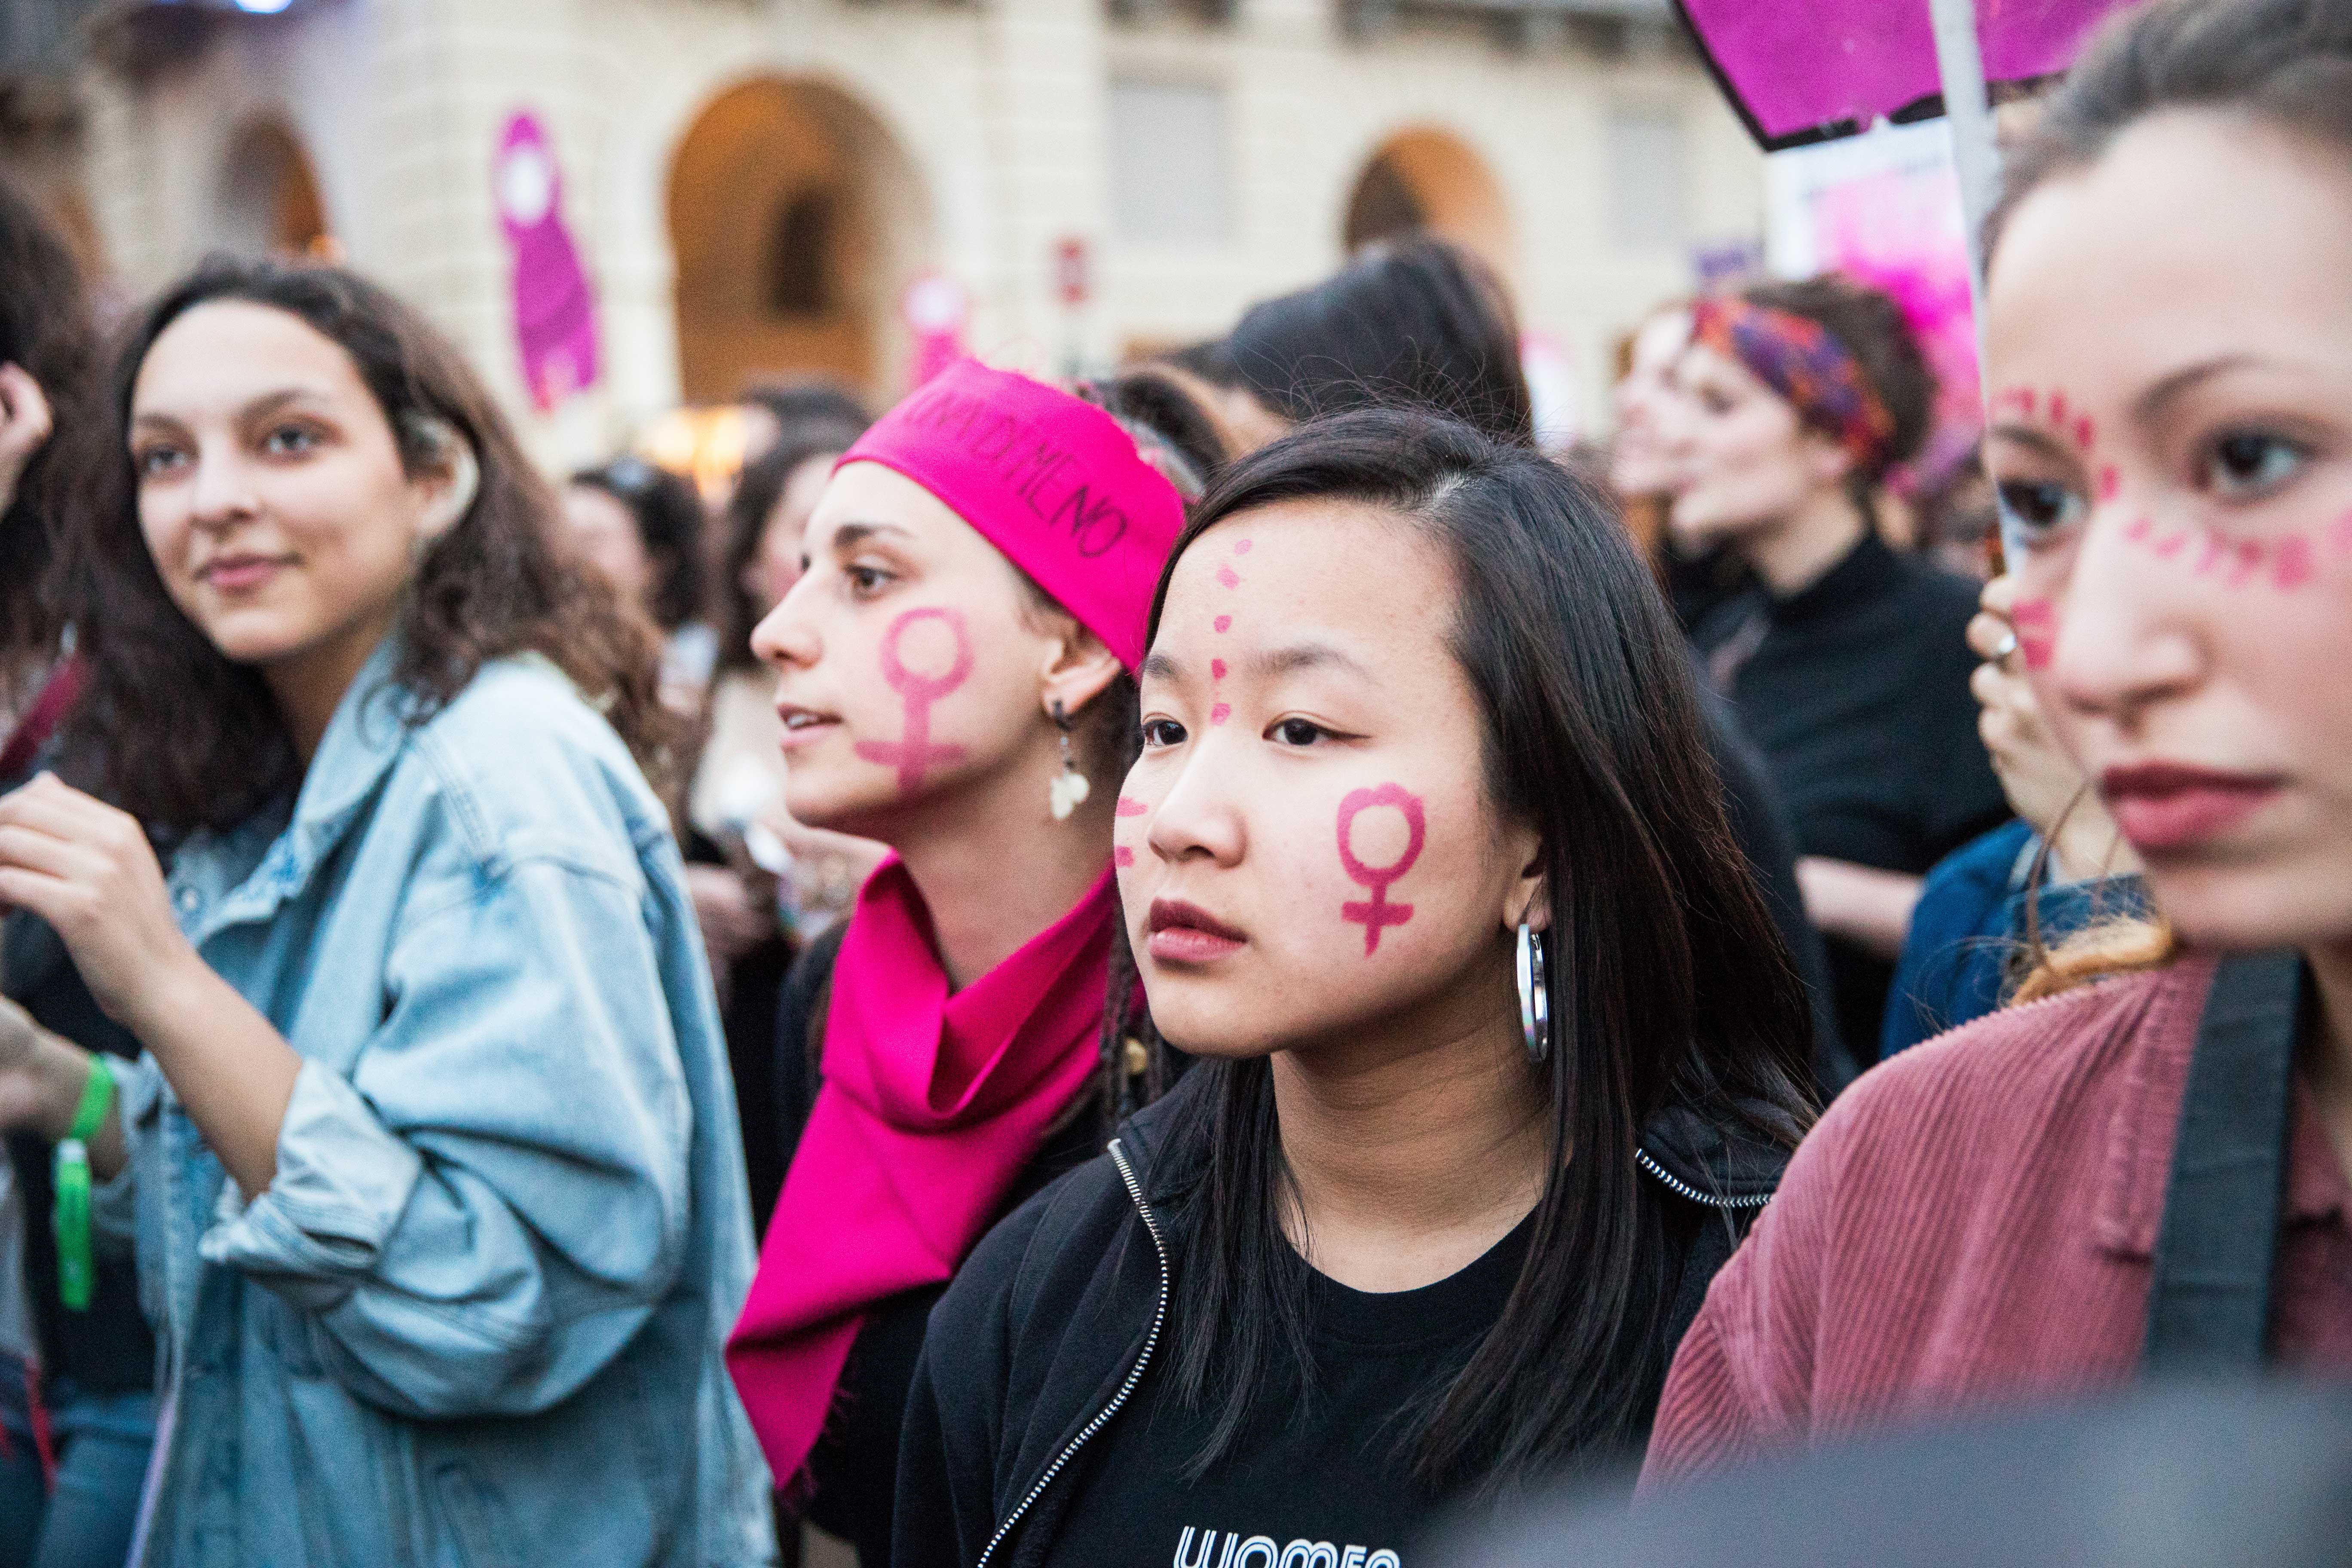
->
[1108,409,1814,1491]
[570,456,708,633]
[0,177,94,689]
[61,257,669,833]
[1225,236,1536,446]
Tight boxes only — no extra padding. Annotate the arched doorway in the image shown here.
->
[215,115,335,260]
[1341,127,1515,278]
[667,78,933,406]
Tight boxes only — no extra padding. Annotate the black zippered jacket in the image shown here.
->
[894,1069,1791,1568]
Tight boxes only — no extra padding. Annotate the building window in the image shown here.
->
[1108,80,1232,247]
[1606,109,1688,252]
[765,190,837,317]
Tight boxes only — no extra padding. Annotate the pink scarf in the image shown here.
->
[726,856,1116,1484]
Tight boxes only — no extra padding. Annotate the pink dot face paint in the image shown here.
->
[2274,535,2317,591]
[1210,659,1228,680]
[1993,387,2095,455]
[851,606,974,793]
[1115,795,1149,818]
[1232,539,1252,555]
[2099,466,2122,504]
[1335,783,1425,956]
[1209,703,1232,726]
[2012,598,2059,671]
[1114,845,1135,868]
[1216,564,1242,590]
[1213,616,1231,634]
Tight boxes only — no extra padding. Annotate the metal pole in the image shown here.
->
[1927,0,1998,304]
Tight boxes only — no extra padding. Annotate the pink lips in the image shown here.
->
[199,555,291,593]
[2101,763,2283,853]
[776,705,842,753]
[1145,897,1247,965]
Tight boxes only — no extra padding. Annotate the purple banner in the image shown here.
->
[1679,0,2122,148]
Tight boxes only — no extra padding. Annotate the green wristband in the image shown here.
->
[66,1051,115,1143]
[53,1054,115,1313]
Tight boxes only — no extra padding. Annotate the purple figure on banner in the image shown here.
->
[493,111,600,412]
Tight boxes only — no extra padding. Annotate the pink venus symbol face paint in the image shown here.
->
[1336,783,1425,956]
[2012,599,2059,671]
[853,606,974,793]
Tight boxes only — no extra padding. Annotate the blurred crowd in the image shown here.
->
[0,0,2347,1563]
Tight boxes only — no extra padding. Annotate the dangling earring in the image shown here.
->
[1048,701,1092,821]
[1516,921,1550,1065]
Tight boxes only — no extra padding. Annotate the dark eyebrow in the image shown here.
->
[827,520,917,553]
[1984,422,2076,462]
[1248,642,1374,682]
[2132,354,2261,425]
[1141,650,1185,683]
[130,387,322,432]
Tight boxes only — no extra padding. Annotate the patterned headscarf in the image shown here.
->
[1690,296,1897,472]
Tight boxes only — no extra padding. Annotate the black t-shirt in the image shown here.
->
[1041,1215,1534,1568]
[1691,533,2009,1055]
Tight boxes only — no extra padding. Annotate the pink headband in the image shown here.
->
[836,359,1187,671]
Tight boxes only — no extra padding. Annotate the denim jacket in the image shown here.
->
[112,644,775,1566]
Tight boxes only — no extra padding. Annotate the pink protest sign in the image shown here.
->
[493,111,600,412]
[1679,0,2122,149]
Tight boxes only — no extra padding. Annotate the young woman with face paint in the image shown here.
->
[1192,248,1854,1091]
[1664,276,2010,1066]
[0,260,772,1562]
[1644,0,2352,1484]
[726,360,1188,1565]
[896,410,1816,1567]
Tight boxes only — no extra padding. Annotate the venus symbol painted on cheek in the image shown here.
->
[1336,784,1425,956]
[852,607,974,793]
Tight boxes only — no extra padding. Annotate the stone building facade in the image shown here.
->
[28,0,1764,464]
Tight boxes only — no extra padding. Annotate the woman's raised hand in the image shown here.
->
[0,363,53,517]
[0,774,205,1033]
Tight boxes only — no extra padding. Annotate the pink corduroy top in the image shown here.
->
[1644,952,2352,1487]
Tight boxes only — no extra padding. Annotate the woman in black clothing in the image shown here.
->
[1665,275,2009,1058]
[897,410,1816,1567]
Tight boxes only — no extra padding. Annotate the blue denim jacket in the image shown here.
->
[112,645,775,1566]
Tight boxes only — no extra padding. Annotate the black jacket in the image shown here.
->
[894,1071,1790,1568]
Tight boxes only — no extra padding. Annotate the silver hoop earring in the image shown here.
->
[1516,921,1550,1065]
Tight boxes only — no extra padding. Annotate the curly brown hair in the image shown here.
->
[0,176,95,693]
[59,257,671,834]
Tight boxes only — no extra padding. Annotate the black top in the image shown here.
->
[1690,533,2008,1057]
[772,925,1101,1568]
[1693,674,1854,1094]
[2,913,154,1395]
[1042,1216,1534,1567]
[895,1078,1789,1568]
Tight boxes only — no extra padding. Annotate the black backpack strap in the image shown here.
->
[2142,949,2304,1374]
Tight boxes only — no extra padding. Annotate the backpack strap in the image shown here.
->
[2142,949,2303,1374]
